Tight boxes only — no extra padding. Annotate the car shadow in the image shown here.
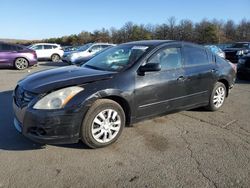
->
[0,90,45,150]
[0,90,90,151]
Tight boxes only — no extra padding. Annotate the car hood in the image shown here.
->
[19,66,115,93]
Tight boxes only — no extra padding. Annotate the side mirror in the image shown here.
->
[88,49,92,53]
[139,63,161,73]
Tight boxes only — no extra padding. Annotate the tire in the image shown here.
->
[51,54,60,62]
[14,58,29,70]
[81,99,125,148]
[206,82,227,111]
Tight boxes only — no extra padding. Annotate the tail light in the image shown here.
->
[31,50,37,58]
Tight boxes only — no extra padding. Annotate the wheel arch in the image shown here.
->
[102,95,131,126]
[217,78,229,97]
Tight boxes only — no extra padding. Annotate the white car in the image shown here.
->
[62,43,115,64]
[28,43,64,62]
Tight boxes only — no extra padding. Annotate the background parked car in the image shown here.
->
[62,46,81,58]
[224,42,250,63]
[28,43,64,62]
[62,43,115,64]
[204,45,225,58]
[215,43,233,51]
[0,42,37,70]
[73,46,114,66]
[237,53,250,80]
[62,46,80,52]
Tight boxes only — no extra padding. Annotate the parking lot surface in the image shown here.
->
[0,62,250,188]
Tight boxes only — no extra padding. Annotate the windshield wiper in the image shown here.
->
[84,64,104,71]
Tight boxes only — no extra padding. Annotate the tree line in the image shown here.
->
[23,17,250,46]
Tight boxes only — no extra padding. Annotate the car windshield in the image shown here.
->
[83,45,149,72]
[27,45,34,49]
[78,43,92,51]
[230,43,249,48]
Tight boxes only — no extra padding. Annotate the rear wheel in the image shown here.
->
[206,82,226,111]
[51,54,60,62]
[14,58,29,70]
[81,99,125,148]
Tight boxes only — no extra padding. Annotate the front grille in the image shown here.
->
[14,86,37,108]
[225,51,237,58]
[245,59,250,68]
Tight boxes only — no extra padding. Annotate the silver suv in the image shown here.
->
[62,43,115,64]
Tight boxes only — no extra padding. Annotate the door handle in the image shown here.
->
[177,76,186,81]
[211,69,218,73]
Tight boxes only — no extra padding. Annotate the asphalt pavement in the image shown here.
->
[0,62,249,188]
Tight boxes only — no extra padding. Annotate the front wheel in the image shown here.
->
[14,58,29,70]
[206,82,226,111]
[81,99,125,148]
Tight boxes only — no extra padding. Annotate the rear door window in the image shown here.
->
[44,45,53,49]
[183,45,209,66]
[101,45,111,49]
[90,45,103,53]
[148,47,182,70]
[32,45,43,50]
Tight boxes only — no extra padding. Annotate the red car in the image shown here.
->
[0,42,37,70]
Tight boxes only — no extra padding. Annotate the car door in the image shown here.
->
[32,45,44,58]
[43,45,53,58]
[135,44,187,119]
[0,43,14,66]
[182,44,217,106]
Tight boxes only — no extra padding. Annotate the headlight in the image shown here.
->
[33,86,84,110]
[238,58,245,65]
[236,50,245,56]
[69,53,79,60]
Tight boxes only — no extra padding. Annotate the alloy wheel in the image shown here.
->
[15,58,28,70]
[91,109,121,143]
[52,54,60,62]
[213,86,225,108]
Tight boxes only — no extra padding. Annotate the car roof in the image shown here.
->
[31,43,60,46]
[92,43,115,46]
[122,40,175,47]
[235,42,250,44]
[0,41,26,48]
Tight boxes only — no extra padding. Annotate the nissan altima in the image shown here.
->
[13,40,236,148]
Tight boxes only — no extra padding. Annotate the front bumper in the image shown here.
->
[13,100,86,144]
[62,56,76,65]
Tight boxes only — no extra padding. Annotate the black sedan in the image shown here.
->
[237,54,250,80]
[13,40,236,148]
[224,42,250,63]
